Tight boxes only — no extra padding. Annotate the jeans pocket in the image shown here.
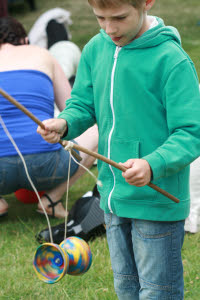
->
[134,219,173,239]
[104,213,130,230]
[30,150,68,183]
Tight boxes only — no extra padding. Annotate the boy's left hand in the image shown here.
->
[120,159,152,187]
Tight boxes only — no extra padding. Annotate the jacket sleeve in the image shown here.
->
[58,45,96,140]
[143,59,200,180]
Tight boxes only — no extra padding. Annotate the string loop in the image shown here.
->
[64,141,74,152]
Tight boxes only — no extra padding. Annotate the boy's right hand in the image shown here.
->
[37,118,67,144]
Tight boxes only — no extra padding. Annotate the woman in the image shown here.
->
[0,16,98,218]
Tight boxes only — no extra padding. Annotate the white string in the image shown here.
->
[62,142,103,241]
[0,115,54,243]
[71,155,103,187]
[64,143,102,188]
[62,142,102,241]
[64,148,72,240]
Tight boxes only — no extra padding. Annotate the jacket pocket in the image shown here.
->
[152,168,188,203]
[110,138,140,163]
[110,138,158,201]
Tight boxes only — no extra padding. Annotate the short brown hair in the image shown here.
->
[0,16,27,47]
[88,0,145,9]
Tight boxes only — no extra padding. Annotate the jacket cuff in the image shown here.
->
[57,113,76,140]
[143,151,166,181]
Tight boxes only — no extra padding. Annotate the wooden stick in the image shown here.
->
[0,88,179,203]
[0,88,82,161]
[70,143,180,203]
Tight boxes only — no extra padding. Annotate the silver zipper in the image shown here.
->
[107,46,121,213]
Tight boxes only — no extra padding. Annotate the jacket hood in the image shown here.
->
[100,16,181,49]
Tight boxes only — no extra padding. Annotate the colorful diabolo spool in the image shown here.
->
[60,236,92,275]
[33,237,92,283]
[33,243,69,284]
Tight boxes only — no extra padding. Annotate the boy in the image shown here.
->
[37,0,200,298]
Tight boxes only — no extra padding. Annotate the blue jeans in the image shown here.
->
[0,148,79,194]
[104,213,185,300]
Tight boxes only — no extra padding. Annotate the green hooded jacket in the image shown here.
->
[59,17,200,221]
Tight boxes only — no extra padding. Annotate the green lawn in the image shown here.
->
[1,0,200,299]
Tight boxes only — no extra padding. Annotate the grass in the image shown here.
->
[1,0,200,299]
[0,171,117,300]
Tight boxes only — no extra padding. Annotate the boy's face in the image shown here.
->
[93,2,148,46]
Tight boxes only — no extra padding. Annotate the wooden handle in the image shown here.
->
[71,142,180,203]
[0,88,82,161]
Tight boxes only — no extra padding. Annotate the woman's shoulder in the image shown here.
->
[21,44,52,57]
[1,44,53,62]
[0,44,55,79]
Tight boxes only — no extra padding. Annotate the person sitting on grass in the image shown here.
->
[37,0,200,298]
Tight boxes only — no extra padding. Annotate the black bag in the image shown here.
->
[35,185,106,244]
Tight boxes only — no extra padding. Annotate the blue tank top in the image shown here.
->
[0,70,61,157]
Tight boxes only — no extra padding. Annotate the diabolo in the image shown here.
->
[33,236,92,284]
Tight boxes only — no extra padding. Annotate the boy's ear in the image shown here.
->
[144,0,156,11]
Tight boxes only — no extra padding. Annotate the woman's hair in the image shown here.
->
[88,0,145,9]
[0,16,27,47]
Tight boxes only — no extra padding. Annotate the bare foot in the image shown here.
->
[0,198,9,216]
[37,195,67,219]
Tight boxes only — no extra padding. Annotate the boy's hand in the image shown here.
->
[37,118,67,144]
[120,159,152,187]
